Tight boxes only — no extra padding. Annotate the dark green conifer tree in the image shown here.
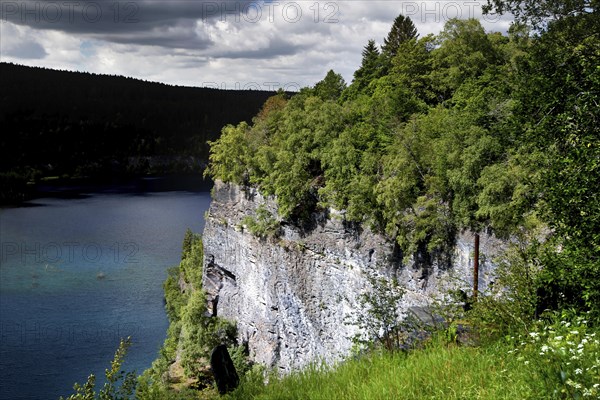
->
[352,39,383,92]
[381,14,418,59]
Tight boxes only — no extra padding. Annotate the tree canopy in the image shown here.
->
[483,0,597,28]
[207,12,600,317]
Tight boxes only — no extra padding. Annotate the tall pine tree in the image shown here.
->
[353,39,383,92]
[382,14,418,59]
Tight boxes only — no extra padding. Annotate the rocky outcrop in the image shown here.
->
[202,181,502,373]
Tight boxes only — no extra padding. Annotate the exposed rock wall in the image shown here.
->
[202,181,502,373]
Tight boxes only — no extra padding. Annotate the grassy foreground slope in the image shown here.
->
[227,314,600,400]
[226,341,531,400]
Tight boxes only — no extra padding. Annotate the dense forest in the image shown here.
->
[207,8,599,318]
[0,63,274,202]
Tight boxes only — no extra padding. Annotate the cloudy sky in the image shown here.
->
[0,1,512,90]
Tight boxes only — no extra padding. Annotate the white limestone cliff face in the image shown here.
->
[201,181,502,373]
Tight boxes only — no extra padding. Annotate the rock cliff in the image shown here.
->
[202,181,502,373]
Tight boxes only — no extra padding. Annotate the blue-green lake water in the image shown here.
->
[0,183,211,399]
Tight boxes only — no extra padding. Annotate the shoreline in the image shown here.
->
[0,173,213,207]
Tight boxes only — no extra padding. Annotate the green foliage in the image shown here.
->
[179,235,204,290]
[205,122,251,185]
[350,40,384,94]
[163,266,186,322]
[382,14,419,60]
[178,234,238,379]
[206,13,599,319]
[224,339,534,400]
[181,291,233,377]
[181,311,237,380]
[61,338,137,400]
[431,18,503,100]
[229,344,253,378]
[345,270,406,351]
[510,12,600,317]
[136,319,183,398]
[140,233,246,397]
[469,241,542,341]
[482,0,597,29]
[139,262,187,395]
[391,35,436,104]
[536,244,600,319]
[476,149,542,238]
[100,338,137,400]
[221,317,600,400]
[508,312,600,398]
[181,228,195,260]
[313,70,346,101]
[241,204,280,239]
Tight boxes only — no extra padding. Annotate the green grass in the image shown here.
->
[225,339,533,400]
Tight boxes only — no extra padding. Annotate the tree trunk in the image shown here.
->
[473,232,480,301]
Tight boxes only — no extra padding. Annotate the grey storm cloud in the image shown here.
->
[4,39,48,59]
[99,18,213,49]
[0,0,258,49]
[209,36,307,59]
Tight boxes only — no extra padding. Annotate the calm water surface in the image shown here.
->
[0,184,211,400]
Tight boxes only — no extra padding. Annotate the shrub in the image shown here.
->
[180,291,237,377]
[61,338,137,400]
[345,269,406,351]
[468,242,540,342]
[509,311,600,399]
[241,204,280,239]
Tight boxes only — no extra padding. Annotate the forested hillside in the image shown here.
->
[207,8,600,317]
[0,63,274,201]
